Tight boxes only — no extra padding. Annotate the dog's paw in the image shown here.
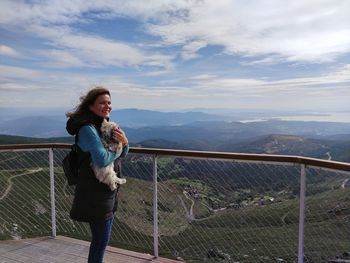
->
[109,183,117,191]
[117,178,126,184]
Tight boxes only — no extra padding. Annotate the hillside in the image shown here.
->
[1,108,350,139]
[2,163,348,262]
[1,132,349,262]
[1,113,349,162]
[218,134,332,158]
[2,131,349,162]
[134,134,350,162]
[0,109,233,137]
[0,134,74,144]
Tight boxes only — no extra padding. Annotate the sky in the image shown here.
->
[1,0,350,113]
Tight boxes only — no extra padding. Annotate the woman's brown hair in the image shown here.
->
[66,87,111,123]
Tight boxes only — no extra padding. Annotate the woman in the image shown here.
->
[66,87,129,263]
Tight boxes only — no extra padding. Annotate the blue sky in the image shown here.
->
[1,0,350,112]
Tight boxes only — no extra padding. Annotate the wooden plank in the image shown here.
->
[0,236,182,263]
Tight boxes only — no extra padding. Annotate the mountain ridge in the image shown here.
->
[1,133,349,162]
[2,109,350,138]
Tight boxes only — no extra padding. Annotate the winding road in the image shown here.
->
[0,168,43,200]
[183,191,195,220]
[341,179,349,189]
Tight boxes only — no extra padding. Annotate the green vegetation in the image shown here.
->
[1,153,349,263]
[0,134,73,144]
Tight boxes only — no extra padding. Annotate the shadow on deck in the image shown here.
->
[0,236,182,263]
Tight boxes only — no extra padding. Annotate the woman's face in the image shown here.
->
[89,94,112,118]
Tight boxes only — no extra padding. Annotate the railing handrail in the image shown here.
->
[0,143,349,172]
[1,143,349,262]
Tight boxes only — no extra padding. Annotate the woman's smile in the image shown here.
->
[89,94,112,118]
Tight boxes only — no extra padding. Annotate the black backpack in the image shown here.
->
[62,134,123,186]
[62,140,80,186]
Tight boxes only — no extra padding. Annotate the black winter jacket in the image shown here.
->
[67,115,120,222]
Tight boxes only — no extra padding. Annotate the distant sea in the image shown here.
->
[240,112,350,123]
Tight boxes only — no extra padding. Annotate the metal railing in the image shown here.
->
[1,143,350,263]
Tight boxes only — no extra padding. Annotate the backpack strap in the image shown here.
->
[75,131,79,144]
[72,130,79,152]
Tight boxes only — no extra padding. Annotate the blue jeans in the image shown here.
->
[88,216,114,263]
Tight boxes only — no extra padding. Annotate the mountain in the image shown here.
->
[0,109,233,137]
[1,132,349,162]
[135,139,186,149]
[313,134,350,141]
[0,134,73,144]
[123,120,350,146]
[1,108,350,139]
[135,134,350,162]
[0,116,66,137]
[0,108,350,161]
[109,108,233,127]
[218,134,327,156]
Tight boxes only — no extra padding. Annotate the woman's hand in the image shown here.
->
[112,127,128,146]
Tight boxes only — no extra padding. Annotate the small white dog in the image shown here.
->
[91,119,126,190]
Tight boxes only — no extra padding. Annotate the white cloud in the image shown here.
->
[146,0,350,63]
[142,70,172,77]
[0,82,41,92]
[26,24,174,68]
[0,45,20,57]
[181,40,207,60]
[0,65,44,80]
[0,1,349,111]
[2,0,350,65]
[183,64,350,99]
[0,62,349,110]
[41,49,86,68]
[0,1,175,69]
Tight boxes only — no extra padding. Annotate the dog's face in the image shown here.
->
[100,119,123,154]
[100,119,119,140]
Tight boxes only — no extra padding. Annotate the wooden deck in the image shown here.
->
[0,236,182,263]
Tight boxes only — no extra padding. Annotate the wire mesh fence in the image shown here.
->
[0,149,52,240]
[0,146,350,263]
[144,157,302,262]
[303,167,350,263]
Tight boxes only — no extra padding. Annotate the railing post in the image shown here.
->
[298,164,306,263]
[49,148,56,238]
[152,154,159,258]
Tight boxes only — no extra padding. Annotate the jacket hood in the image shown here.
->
[66,117,81,136]
[66,113,107,136]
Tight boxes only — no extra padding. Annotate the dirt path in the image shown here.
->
[281,211,290,225]
[0,168,43,200]
[341,179,349,189]
[183,191,195,220]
